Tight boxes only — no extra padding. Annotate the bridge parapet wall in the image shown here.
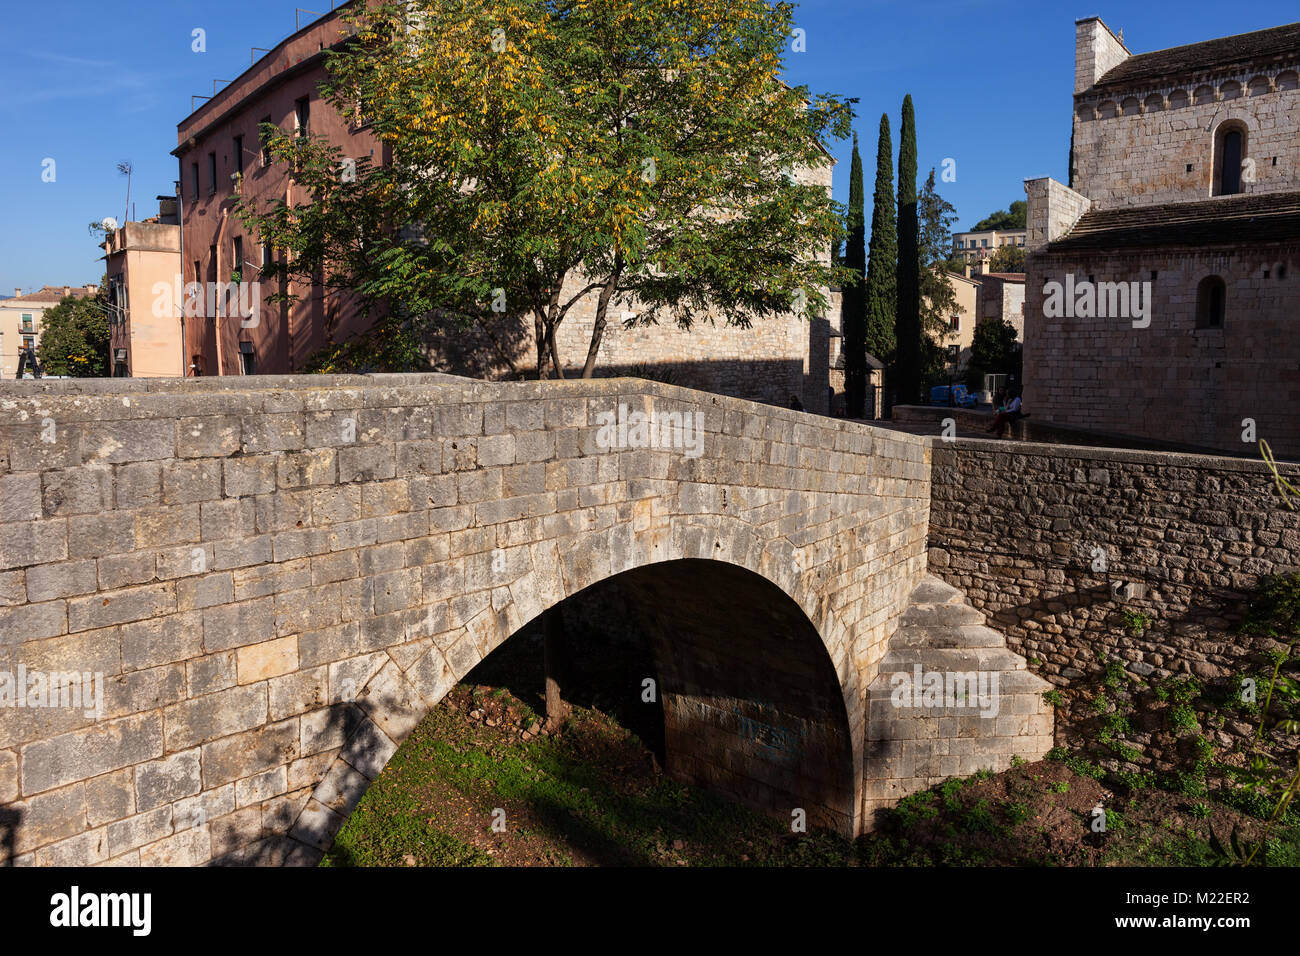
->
[0,374,930,864]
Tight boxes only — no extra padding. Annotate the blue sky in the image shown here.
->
[1,0,1298,293]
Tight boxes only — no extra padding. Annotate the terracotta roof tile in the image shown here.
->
[3,285,98,305]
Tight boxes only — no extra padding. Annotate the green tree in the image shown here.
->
[841,132,866,418]
[863,113,896,368]
[894,94,921,405]
[987,244,1026,273]
[237,0,853,380]
[37,290,110,377]
[918,168,958,339]
[970,200,1027,232]
[964,316,1020,392]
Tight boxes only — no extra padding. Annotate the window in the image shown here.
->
[232,237,243,278]
[20,313,33,333]
[191,162,200,199]
[948,345,960,363]
[295,96,310,136]
[1211,124,1242,197]
[208,245,217,284]
[233,135,244,175]
[239,341,255,375]
[950,315,961,332]
[982,239,989,248]
[260,116,274,164]
[261,243,275,273]
[1196,275,1226,329]
[22,336,35,351]
[208,152,217,194]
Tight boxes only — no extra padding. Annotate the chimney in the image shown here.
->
[13,288,19,298]
[963,263,972,279]
[63,286,71,297]
[1075,18,1130,94]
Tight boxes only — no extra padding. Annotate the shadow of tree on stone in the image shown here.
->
[0,806,20,866]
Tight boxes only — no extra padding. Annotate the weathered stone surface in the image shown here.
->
[0,374,949,864]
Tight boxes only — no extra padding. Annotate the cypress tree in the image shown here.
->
[863,113,896,375]
[842,132,866,418]
[894,94,921,406]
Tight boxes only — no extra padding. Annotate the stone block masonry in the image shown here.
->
[0,373,939,865]
[928,438,1300,715]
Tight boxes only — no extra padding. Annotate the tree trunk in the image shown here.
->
[533,307,548,380]
[542,606,570,732]
[580,259,622,379]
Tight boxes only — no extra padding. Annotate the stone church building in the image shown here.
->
[1024,18,1300,457]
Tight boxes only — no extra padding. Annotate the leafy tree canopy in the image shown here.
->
[37,288,110,377]
[238,0,853,379]
[918,168,958,341]
[970,199,1026,232]
[987,244,1026,274]
[964,316,1021,391]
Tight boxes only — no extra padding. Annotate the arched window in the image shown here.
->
[1196,276,1226,329]
[1213,121,1249,196]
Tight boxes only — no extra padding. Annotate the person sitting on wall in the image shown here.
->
[986,389,1024,438]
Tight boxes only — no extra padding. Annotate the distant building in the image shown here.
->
[1025,17,1300,455]
[101,197,183,377]
[938,269,981,373]
[0,285,99,378]
[974,272,1026,339]
[952,228,1027,264]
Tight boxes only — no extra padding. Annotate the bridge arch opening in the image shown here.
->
[308,557,859,862]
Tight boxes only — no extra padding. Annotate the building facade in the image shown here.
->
[939,269,981,373]
[0,285,99,378]
[102,203,183,377]
[974,272,1025,339]
[173,4,836,412]
[1024,17,1300,456]
[174,6,384,379]
[952,228,1026,263]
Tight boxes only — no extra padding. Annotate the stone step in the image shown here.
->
[893,623,1007,649]
[877,646,1026,673]
[900,602,985,627]
[907,575,966,607]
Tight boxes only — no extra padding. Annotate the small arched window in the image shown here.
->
[1214,121,1249,196]
[1196,276,1226,329]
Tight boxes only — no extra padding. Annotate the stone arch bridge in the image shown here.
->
[0,374,1051,865]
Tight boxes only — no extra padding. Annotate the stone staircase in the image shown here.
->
[862,575,1055,824]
